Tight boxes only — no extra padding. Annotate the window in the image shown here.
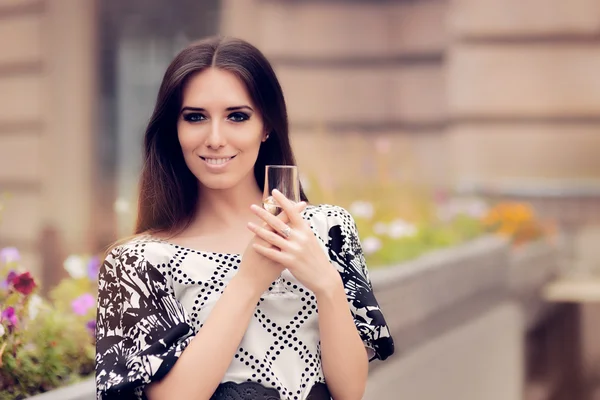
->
[97,0,220,237]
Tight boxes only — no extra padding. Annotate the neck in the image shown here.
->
[191,175,264,233]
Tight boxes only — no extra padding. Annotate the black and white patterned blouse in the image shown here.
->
[95,204,394,400]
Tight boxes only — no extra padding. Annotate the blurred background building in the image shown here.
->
[2,0,599,276]
[1,0,600,398]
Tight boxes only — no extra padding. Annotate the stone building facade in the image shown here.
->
[1,0,599,280]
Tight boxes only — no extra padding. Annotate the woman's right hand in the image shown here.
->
[236,201,307,294]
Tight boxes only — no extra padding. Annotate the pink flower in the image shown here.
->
[0,270,16,290]
[71,293,95,316]
[12,272,36,296]
[6,270,17,284]
[86,319,96,336]
[1,307,18,327]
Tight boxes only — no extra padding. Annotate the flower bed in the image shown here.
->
[482,202,556,247]
[0,181,557,398]
[302,179,490,268]
[0,250,97,400]
[307,179,555,269]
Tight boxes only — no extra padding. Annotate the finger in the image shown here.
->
[253,201,306,226]
[271,190,305,226]
[252,200,306,231]
[252,243,291,266]
[251,205,293,238]
[247,222,290,249]
[277,200,307,225]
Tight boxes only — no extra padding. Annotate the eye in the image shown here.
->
[183,113,206,123]
[228,112,250,123]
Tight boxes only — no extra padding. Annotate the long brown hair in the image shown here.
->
[134,36,308,236]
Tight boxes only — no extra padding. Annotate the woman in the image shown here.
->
[95,36,394,400]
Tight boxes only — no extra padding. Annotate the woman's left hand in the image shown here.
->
[247,189,342,296]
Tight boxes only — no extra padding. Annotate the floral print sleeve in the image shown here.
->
[95,244,194,400]
[324,206,395,361]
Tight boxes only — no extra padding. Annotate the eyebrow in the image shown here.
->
[180,105,254,113]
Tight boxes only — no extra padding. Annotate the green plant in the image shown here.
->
[301,173,488,267]
[0,249,97,400]
[296,131,492,267]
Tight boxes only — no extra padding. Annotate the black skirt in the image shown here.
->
[211,381,331,400]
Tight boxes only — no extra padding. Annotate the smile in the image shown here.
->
[200,155,237,166]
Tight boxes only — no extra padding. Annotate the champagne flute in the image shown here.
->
[263,165,300,294]
[263,165,300,215]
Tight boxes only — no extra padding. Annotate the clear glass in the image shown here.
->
[263,165,300,214]
[262,165,300,294]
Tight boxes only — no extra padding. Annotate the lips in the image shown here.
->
[200,155,237,166]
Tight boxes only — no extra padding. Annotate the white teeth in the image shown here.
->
[205,157,232,165]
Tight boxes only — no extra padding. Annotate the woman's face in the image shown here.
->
[177,68,267,192]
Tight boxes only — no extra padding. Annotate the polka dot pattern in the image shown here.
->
[95,204,394,400]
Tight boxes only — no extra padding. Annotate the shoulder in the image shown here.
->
[302,204,360,251]
[102,235,177,276]
[302,203,357,232]
[303,203,354,221]
[305,204,366,271]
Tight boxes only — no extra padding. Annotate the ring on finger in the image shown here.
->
[280,226,292,238]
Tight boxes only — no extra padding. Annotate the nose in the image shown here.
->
[205,120,226,149]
